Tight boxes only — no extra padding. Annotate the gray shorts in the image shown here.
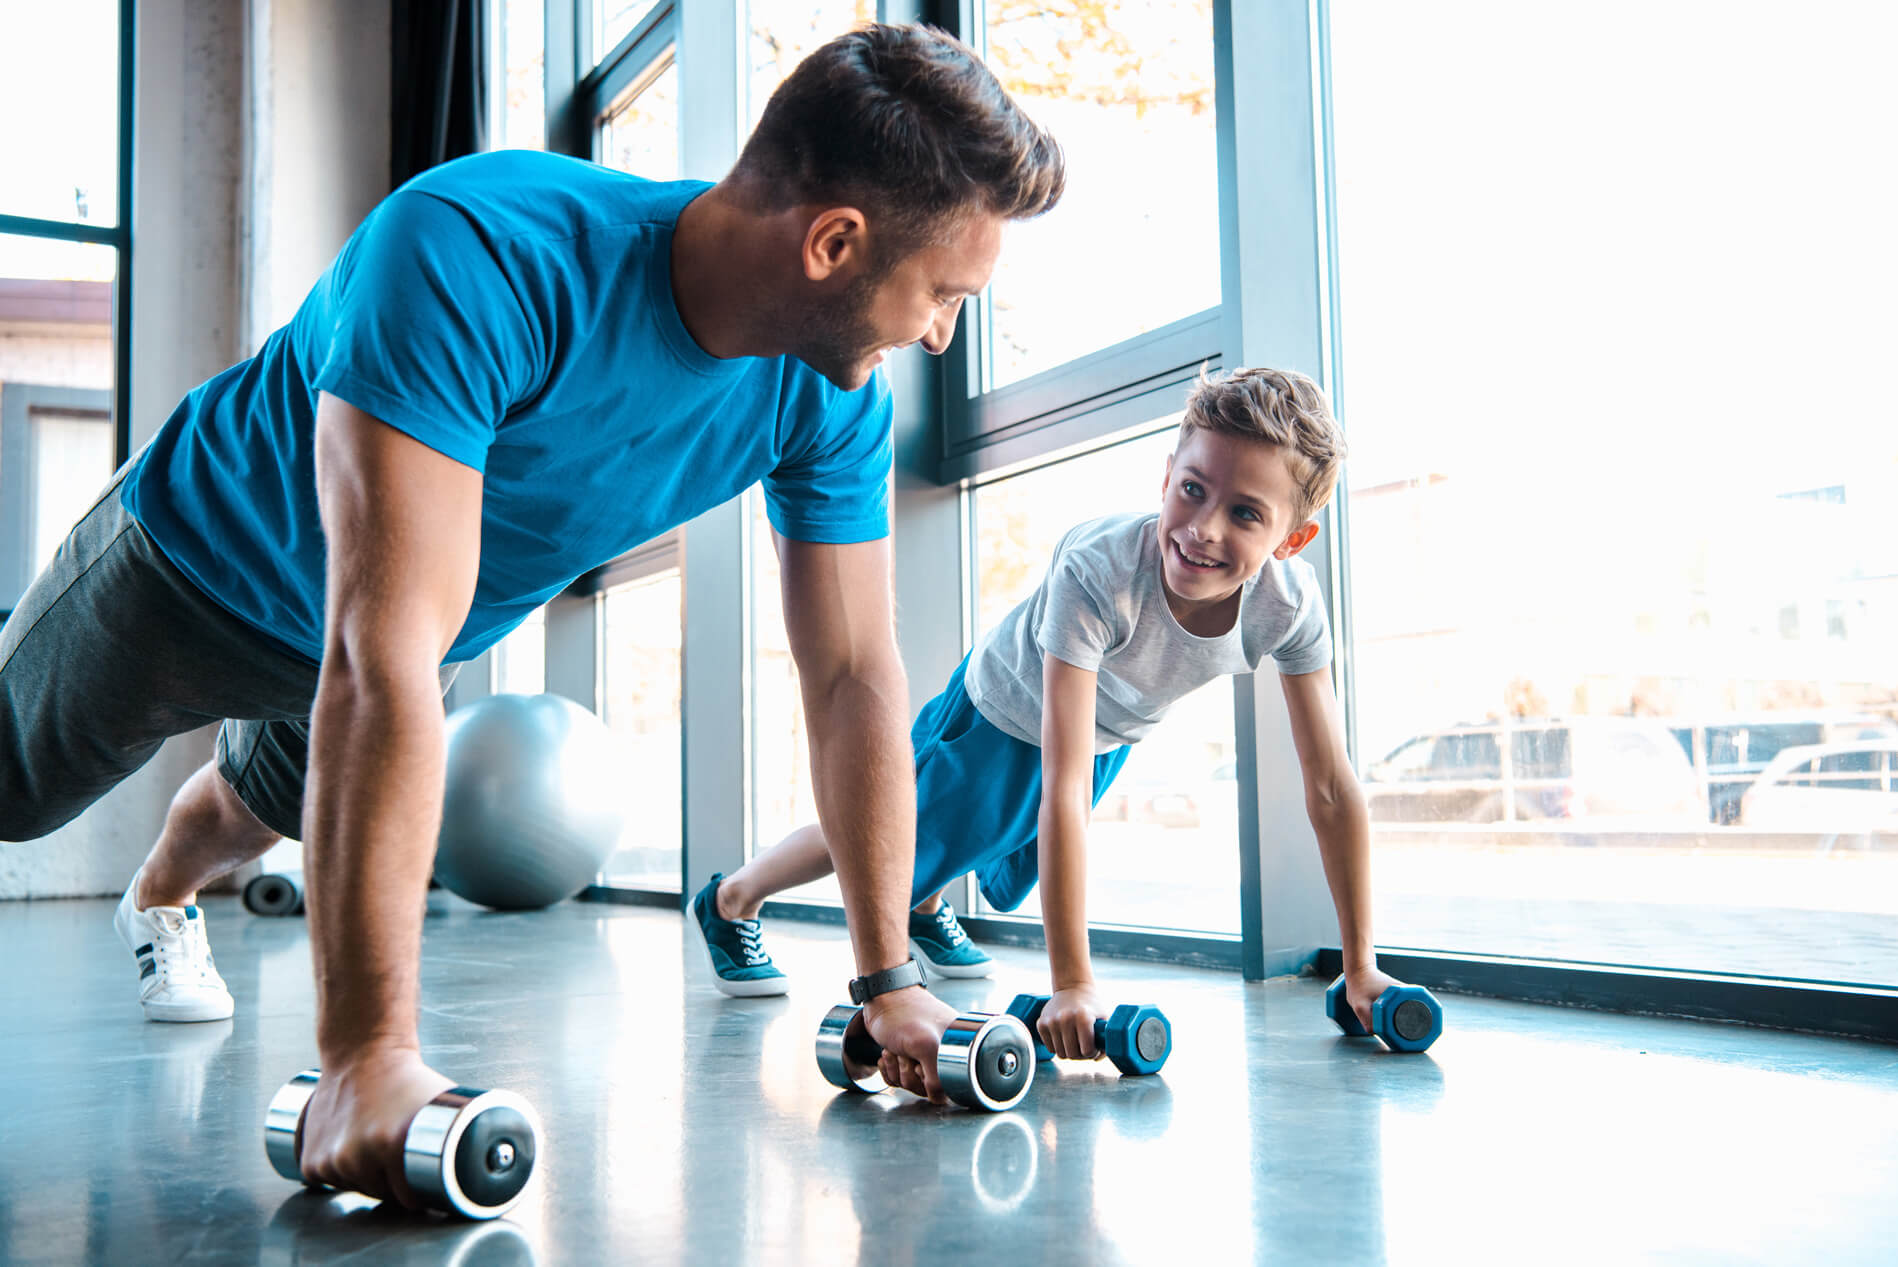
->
[0,466,451,842]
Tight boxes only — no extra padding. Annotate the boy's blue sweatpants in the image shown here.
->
[909,654,1130,912]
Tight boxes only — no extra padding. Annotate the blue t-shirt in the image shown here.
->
[124,150,892,664]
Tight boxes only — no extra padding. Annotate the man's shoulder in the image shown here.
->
[400,153,711,245]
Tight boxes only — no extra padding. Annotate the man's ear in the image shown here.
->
[802,206,870,282]
[1161,452,1174,501]
[1275,520,1320,560]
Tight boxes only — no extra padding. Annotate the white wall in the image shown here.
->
[0,0,390,899]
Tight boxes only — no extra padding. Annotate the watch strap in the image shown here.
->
[848,958,925,1005]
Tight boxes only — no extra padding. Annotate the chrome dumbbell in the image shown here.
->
[815,1004,1036,1112]
[264,1070,542,1219]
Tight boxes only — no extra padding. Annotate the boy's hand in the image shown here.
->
[864,986,959,1102]
[1038,985,1105,1060]
[1344,965,1405,1033]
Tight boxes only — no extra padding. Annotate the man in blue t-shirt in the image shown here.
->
[0,24,1063,1204]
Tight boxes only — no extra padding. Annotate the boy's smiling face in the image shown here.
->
[1157,427,1320,610]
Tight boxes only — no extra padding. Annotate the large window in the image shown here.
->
[0,0,126,621]
[0,2,121,229]
[1332,2,1898,985]
[975,0,1218,391]
[601,570,684,890]
[971,424,1241,934]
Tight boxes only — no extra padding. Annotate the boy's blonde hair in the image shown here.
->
[1179,366,1346,525]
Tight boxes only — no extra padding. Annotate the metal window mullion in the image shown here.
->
[580,6,680,126]
[1215,0,1337,980]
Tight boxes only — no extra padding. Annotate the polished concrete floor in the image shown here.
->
[2,894,1895,1266]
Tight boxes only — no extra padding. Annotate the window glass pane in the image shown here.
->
[979,0,1216,390]
[598,0,662,60]
[0,0,119,225]
[0,234,116,614]
[745,1,877,131]
[749,490,833,902]
[499,0,546,150]
[491,607,546,696]
[600,56,679,180]
[973,424,1240,934]
[601,570,683,891]
[1334,3,1898,985]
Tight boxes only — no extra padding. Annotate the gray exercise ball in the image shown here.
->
[435,693,629,911]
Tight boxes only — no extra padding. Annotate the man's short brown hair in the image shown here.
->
[733,23,1065,259]
[1180,367,1348,524]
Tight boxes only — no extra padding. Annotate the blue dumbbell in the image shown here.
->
[1324,975,1443,1052]
[1005,993,1171,1076]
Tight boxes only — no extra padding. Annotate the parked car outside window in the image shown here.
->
[1737,741,1898,844]
[1363,717,1705,826]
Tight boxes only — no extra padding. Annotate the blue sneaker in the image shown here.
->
[908,901,993,979]
[690,874,788,997]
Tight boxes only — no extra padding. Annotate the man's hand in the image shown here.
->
[1037,984,1105,1060]
[296,1047,455,1209]
[863,986,959,1102]
[1344,964,1404,1034]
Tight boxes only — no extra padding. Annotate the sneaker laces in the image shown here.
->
[933,903,969,948]
[734,920,771,968]
[149,908,219,984]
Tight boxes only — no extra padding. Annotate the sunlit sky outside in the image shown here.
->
[0,0,119,281]
[1331,1,1898,505]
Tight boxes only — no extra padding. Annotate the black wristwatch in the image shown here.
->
[848,958,926,1005]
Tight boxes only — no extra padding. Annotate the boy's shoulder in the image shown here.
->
[1051,511,1156,571]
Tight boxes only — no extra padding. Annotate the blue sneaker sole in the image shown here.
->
[909,936,994,979]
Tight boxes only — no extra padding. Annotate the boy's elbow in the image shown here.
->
[1305,770,1366,823]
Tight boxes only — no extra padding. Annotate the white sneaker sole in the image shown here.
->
[141,994,235,1023]
[910,938,995,979]
[691,905,789,998]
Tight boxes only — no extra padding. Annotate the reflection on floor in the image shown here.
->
[2,894,1895,1265]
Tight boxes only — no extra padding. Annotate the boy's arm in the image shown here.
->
[1279,666,1402,1029]
[1037,652,1107,1059]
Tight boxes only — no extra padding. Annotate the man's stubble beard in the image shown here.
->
[792,271,883,390]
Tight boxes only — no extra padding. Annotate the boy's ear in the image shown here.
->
[1275,520,1320,560]
[1161,452,1174,500]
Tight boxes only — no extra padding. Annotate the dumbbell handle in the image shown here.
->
[815,1004,1036,1112]
[263,1069,541,1219]
[1015,996,1113,1051]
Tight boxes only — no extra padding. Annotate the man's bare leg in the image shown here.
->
[137,760,282,907]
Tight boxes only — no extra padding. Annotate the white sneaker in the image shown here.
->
[113,872,235,1022]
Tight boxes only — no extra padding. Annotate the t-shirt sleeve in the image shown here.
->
[762,372,894,544]
[1035,550,1119,673]
[1270,587,1333,675]
[308,190,541,474]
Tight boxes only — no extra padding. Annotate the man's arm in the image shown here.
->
[295,392,482,1205]
[1280,666,1398,1028]
[1035,653,1106,1059]
[774,532,958,1099]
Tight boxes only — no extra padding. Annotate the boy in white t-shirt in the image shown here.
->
[692,366,1408,1053]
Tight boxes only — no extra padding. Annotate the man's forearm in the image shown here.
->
[303,666,447,1065]
[1310,793,1376,970]
[804,660,915,976]
[1037,789,1093,989]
